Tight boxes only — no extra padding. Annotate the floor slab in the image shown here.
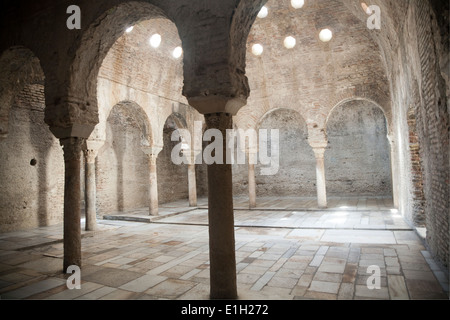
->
[0,197,448,300]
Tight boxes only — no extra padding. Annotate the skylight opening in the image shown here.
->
[291,0,305,9]
[258,6,268,18]
[284,36,297,49]
[149,34,162,48]
[173,46,183,59]
[252,44,264,56]
[319,28,333,42]
[361,2,372,15]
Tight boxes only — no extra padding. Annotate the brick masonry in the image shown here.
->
[0,0,448,280]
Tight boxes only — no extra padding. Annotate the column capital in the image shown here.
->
[312,147,326,159]
[60,137,85,162]
[85,139,105,151]
[83,139,105,163]
[246,147,258,156]
[204,112,233,132]
[182,149,201,164]
[50,124,96,140]
[188,96,246,116]
[247,149,258,165]
[387,135,395,146]
[141,145,163,157]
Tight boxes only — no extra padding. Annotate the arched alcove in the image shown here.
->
[95,16,186,143]
[157,113,190,204]
[97,101,151,214]
[253,108,316,197]
[325,99,392,197]
[0,47,64,232]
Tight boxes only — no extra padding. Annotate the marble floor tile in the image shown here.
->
[0,197,447,301]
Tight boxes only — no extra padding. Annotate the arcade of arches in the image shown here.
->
[0,0,448,300]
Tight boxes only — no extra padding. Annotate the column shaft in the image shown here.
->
[61,137,84,271]
[188,164,197,207]
[205,113,237,300]
[389,140,399,208]
[248,163,256,208]
[149,155,159,216]
[84,149,98,231]
[314,148,327,209]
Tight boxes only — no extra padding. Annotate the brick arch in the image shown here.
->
[162,112,191,149]
[256,107,308,132]
[229,0,268,100]
[107,100,153,148]
[325,97,392,135]
[163,112,188,131]
[0,46,45,140]
[235,99,306,133]
[325,98,393,197]
[45,1,171,139]
[255,106,316,197]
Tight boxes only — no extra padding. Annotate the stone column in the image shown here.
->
[204,112,237,300]
[188,163,197,207]
[313,147,328,209]
[388,137,399,208]
[83,140,104,231]
[142,147,162,216]
[248,151,257,208]
[60,137,85,271]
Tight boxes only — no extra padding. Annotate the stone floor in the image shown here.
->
[0,197,448,300]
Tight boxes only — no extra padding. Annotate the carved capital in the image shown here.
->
[83,149,98,164]
[83,140,104,164]
[148,154,158,166]
[141,146,162,166]
[204,113,233,134]
[60,137,85,162]
[312,147,326,160]
[187,96,246,116]
[141,145,162,155]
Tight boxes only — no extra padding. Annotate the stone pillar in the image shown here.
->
[83,140,104,231]
[313,147,328,209]
[204,112,237,300]
[60,137,85,271]
[388,137,399,208]
[188,164,197,207]
[248,151,257,208]
[142,147,162,216]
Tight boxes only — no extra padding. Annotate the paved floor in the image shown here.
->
[0,197,448,300]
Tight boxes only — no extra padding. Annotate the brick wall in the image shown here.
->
[325,100,392,197]
[407,104,426,227]
[0,81,64,232]
[413,0,449,269]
